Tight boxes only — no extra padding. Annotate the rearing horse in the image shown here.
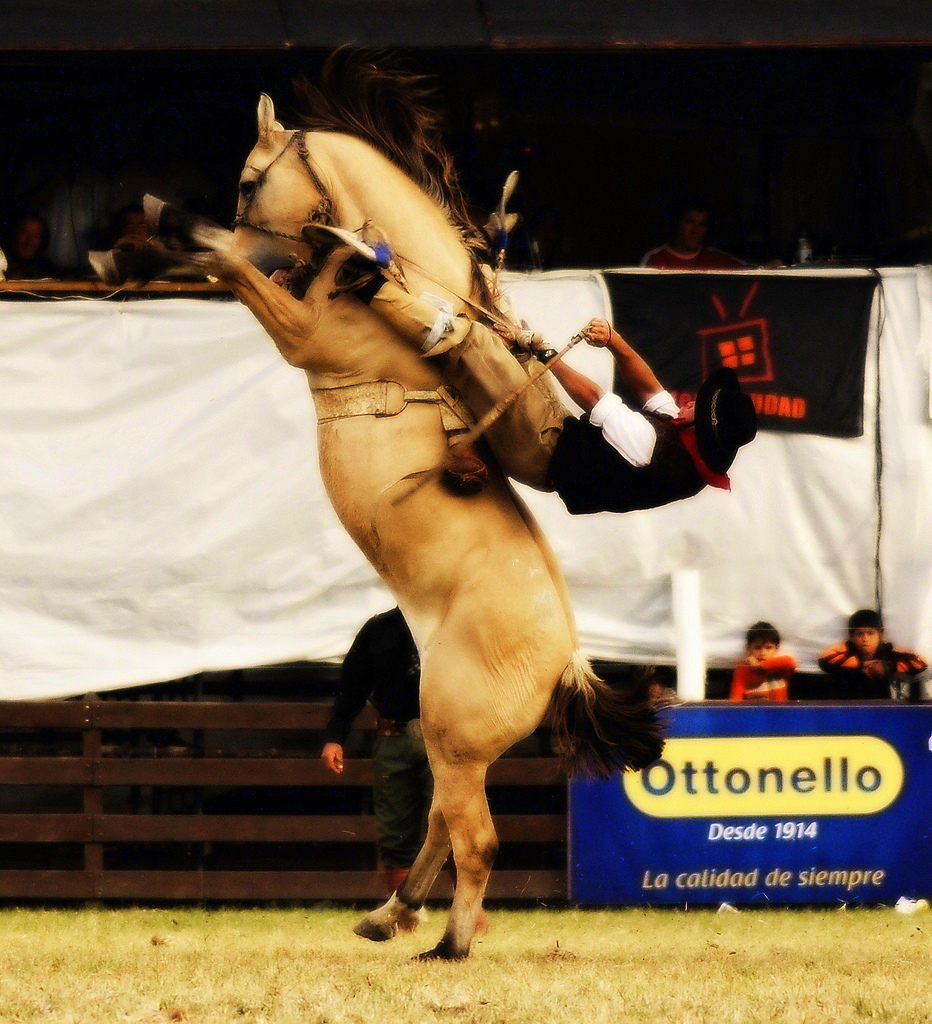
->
[125,58,661,959]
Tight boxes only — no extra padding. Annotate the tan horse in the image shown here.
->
[116,59,661,959]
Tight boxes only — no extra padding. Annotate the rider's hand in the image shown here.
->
[673,401,696,426]
[582,318,612,347]
[321,742,344,774]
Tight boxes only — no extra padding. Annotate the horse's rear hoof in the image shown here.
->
[415,937,469,962]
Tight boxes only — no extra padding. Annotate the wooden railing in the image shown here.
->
[0,698,566,901]
[0,280,231,297]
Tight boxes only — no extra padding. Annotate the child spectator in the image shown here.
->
[730,621,796,702]
[817,609,927,700]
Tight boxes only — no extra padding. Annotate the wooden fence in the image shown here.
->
[0,698,567,902]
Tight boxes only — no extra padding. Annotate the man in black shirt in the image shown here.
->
[321,607,431,896]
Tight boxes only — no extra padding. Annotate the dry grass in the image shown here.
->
[0,904,928,1023]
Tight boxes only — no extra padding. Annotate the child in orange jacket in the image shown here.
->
[731,621,796,702]
[817,609,927,700]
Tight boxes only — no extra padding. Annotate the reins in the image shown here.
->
[451,333,584,452]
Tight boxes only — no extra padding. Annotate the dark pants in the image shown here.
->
[372,731,433,870]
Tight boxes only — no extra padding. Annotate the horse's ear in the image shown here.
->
[257,93,284,143]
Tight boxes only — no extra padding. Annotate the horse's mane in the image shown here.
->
[290,49,495,310]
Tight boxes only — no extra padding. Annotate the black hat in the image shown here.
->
[693,368,757,474]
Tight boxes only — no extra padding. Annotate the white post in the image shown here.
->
[671,568,706,701]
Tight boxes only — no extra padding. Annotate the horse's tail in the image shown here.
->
[548,651,666,779]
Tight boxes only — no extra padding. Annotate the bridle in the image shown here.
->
[232,131,335,242]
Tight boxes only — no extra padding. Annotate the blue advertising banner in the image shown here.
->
[569,704,932,905]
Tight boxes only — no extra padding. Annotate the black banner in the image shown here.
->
[604,273,877,437]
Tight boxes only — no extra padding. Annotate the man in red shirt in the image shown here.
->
[641,198,748,271]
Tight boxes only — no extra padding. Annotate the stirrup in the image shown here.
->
[442,437,489,496]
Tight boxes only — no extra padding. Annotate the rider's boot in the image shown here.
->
[367,283,472,357]
[303,223,473,355]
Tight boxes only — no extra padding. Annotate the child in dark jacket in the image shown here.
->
[817,609,927,700]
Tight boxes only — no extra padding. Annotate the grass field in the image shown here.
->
[0,904,928,1023]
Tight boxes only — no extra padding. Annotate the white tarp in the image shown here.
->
[0,269,929,699]
[510,269,932,688]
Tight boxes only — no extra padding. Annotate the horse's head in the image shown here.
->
[234,91,497,310]
[231,95,332,277]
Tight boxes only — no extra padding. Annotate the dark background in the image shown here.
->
[2,46,932,272]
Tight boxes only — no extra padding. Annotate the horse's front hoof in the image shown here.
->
[87,250,122,285]
[87,244,176,286]
[143,194,232,253]
[353,896,423,942]
[143,195,196,246]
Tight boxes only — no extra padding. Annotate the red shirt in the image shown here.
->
[730,655,796,702]
[641,245,747,270]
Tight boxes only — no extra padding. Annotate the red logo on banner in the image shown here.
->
[697,282,774,383]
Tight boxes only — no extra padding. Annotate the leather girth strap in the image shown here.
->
[312,380,473,433]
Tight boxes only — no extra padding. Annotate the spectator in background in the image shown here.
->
[13,160,111,274]
[730,620,796,702]
[321,607,431,898]
[642,197,749,271]
[817,609,927,700]
[111,203,152,250]
[3,213,60,280]
[526,206,562,270]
